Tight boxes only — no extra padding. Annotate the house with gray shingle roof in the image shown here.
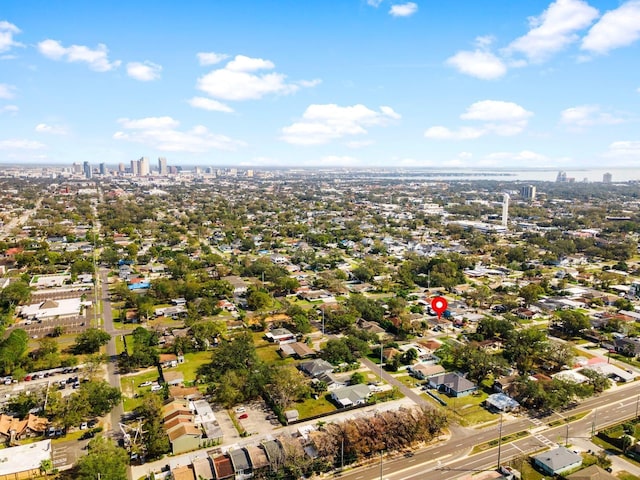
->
[330,384,371,408]
[428,372,477,397]
[533,446,582,476]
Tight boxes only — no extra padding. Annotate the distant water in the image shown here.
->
[379,168,640,183]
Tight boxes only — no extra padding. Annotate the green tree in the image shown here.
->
[73,328,111,354]
[350,372,365,385]
[135,393,171,459]
[75,437,129,480]
[519,283,544,307]
[555,310,590,336]
[0,280,32,310]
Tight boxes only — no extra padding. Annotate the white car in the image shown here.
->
[139,381,154,387]
[79,422,88,430]
[235,407,246,413]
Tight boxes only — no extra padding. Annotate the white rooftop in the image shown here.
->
[0,439,51,476]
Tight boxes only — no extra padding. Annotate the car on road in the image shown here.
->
[24,375,32,381]
[79,422,88,430]
[239,413,248,419]
[235,407,246,413]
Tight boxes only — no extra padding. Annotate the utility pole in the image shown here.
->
[636,395,639,419]
[592,408,597,437]
[565,421,569,447]
[379,450,383,480]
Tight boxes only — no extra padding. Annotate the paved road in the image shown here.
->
[100,268,124,439]
[337,380,640,480]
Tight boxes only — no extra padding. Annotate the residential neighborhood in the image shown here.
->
[1,168,640,479]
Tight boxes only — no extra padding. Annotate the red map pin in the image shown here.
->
[431,296,448,319]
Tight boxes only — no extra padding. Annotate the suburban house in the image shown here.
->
[279,342,315,359]
[163,370,185,386]
[533,446,583,476]
[261,440,284,471]
[614,337,640,357]
[330,384,372,408]
[159,353,185,368]
[299,359,334,378]
[212,454,235,480]
[171,465,196,480]
[265,328,296,345]
[485,393,520,412]
[222,276,249,296]
[410,363,445,380]
[245,445,270,473]
[162,400,202,455]
[566,464,617,480]
[229,448,252,480]
[428,372,478,397]
[0,413,49,443]
[191,457,215,480]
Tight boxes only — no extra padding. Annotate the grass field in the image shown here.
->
[174,351,212,384]
[293,395,338,419]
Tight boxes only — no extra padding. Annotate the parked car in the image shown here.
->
[239,413,248,419]
[79,422,88,430]
[235,407,246,413]
[24,375,32,381]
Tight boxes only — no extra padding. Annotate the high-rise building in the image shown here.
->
[158,157,168,175]
[556,171,567,182]
[520,185,536,201]
[502,193,509,228]
[99,163,106,175]
[72,162,83,174]
[118,162,125,173]
[246,169,254,178]
[603,172,612,183]
[130,159,139,175]
[83,161,92,179]
[139,156,150,176]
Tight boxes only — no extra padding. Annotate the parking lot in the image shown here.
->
[234,399,280,436]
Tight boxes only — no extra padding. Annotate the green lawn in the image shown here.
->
[174,351,212,384]
[293,395,338,419]
[392,373,422,388]
[430,390,497,426]
[115,334,126,355]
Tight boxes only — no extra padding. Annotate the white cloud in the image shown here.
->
[0,138,46,150]
[446,49,507,80]
[281,103,401,145]
[604,140,640,158]
[126,61,162,81]
[367,0,384,7]
[0,83,16,99]
[460,100,533,122]
[560,105,624,127]
[425,100,532,139]
[196,54,316,101]
[298,79,322,88]
[0,21,22,53]
[389,2,418,17]
[424,126,485,140]
[0,105,18,114]
[505,0,599,63]
[581,1,640,54]
[317,155,360,166]
[188,96,234,113]
[37,39,121,72]
[196,52,229,66]
[226,55,274,72]
[485,150,549,163]
[114,116,245,153]
[35,123,68,135]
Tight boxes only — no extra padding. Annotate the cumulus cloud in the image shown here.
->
[188,96,234,113]
[446,49,507,80]
[196,52,229,66]
[113,116,245,153]
[37,39,121,72]
[425,100,533,139]
[126,61,162,81]
[581,1,640,55]
[604,140,640,159]
[0,21,22,53]
[196,54,317,102]
[281,103,401,145]
[389,2,418,17]
[560,105,625,128]
[484,150,549,164]
[505,0,599,63]
[35,123,68,135]
[0,83,16,99]
[0,138,46,150]
[367,0,384,7]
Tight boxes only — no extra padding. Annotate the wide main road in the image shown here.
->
[339,381,640,480]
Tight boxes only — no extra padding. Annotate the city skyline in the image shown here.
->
[1,0,640,169]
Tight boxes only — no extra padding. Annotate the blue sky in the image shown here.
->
[1,0,640,169]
